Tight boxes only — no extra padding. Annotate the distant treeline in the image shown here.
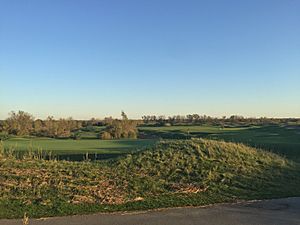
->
[0,111,82,138]
[0,111,139,140]
[0,111,299,139]
[141,114,300,127]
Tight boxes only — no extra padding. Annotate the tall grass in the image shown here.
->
[0,140,53,160]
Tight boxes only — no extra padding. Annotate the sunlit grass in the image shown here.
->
[1,139,299,219]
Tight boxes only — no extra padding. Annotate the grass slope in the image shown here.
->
[140,125,300,162]
[0,139,299,219]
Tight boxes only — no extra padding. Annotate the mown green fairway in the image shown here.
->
[139,125,258,139]
[209,125,300,162]
[3,124,300,162]
[3,138,156,157]
[139,125,300,162]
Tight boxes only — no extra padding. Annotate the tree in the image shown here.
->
[99,131,112,140]
[121,111,128,120]
[4,111,34,136]
[104,117,113,125]
[33,119,44,136]
[44,116,57,137]
[186,114,194,123]
[99,112,138,139]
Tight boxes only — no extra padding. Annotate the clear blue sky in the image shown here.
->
[0,0,299,119]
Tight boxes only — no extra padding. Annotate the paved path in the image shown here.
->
[1,197,300,225]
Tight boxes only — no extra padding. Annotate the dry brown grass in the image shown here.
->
[22,213,29,225]
[0,158,128,205]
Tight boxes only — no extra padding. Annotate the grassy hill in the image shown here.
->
[0,139,299,218]
[139,125,300,162]
[115,139,300,199]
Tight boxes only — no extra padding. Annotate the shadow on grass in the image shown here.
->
[50,153,126,161]
[142,125,300,162]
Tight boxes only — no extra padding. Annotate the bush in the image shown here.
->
[128,130,137,139]
[100,131,112,140]
[72,133,81,140]
[0,133,9,141]
[102,114,138,139]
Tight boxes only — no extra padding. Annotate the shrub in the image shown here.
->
[128,130,137,139]
[100,131,112,140]
[72,133,81,140]
[102,112,138,139]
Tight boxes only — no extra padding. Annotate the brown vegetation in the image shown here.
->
[1,111,81,138]
[99,111,139,139]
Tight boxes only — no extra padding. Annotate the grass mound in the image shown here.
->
[115,139,300,198]
[0,139,299,219]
